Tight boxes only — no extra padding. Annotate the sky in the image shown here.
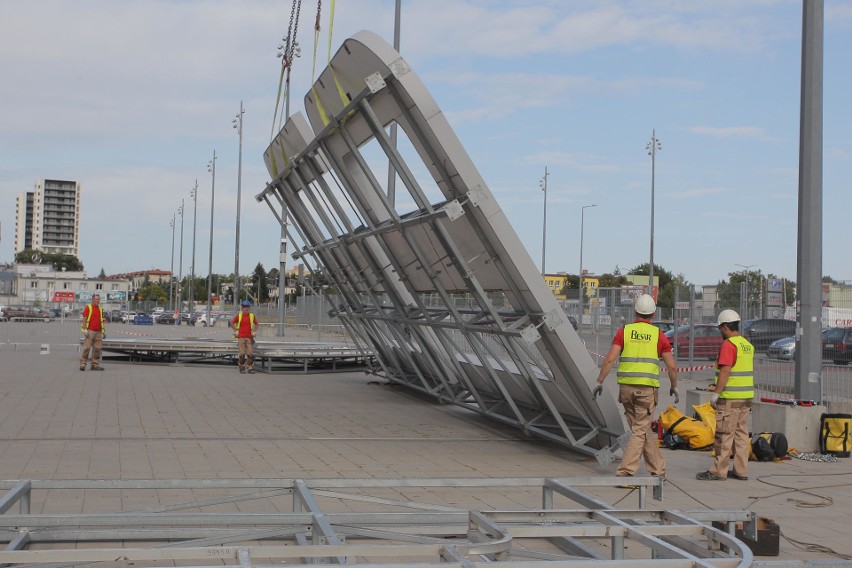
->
[1,0,851,288]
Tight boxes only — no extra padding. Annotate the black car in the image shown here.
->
[822,327,852,365]
[743,318,797,352]
[154,313,177,325]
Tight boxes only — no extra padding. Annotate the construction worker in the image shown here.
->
[697,309,754,481]
[593,293,679,478]
[79,294,106,371]
[231,300,258,374]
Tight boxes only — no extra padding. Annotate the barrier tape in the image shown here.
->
[586,349,715,373]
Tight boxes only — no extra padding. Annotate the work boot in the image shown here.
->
[248,368,256,374]
[239,368,246,374]
[91,366,104,371]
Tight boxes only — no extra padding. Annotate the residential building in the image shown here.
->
[15,179,81,258]
[109,269,172,290]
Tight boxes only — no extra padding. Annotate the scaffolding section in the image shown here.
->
[0,477,756,566]
[258,31,627,463]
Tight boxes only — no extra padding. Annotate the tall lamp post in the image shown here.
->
[189,180,199,313]
[177,200,185,322]
[169,213,176,313]
[232,103,244,311]
[206,151,217,323]
[645,130,661,297]
[539,166,549,277]
[579,204,597,324]
[735,263,756,320]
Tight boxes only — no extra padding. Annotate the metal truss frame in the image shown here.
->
[0,477,754,566]
[257,31,626,463]
[98,338,372,373]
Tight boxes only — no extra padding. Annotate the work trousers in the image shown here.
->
[617,383,665,477]
[709,399,752,479]
[237,337,255,370]
[80,330,103,369]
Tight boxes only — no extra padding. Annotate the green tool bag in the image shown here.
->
[819,413,851,457]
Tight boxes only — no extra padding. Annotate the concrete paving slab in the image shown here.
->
[0,320,851,562]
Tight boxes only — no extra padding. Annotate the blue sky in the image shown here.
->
[1,0,850,287]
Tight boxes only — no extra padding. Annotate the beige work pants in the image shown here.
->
[237,337,255,370]
[80,330,103,369]
[617,383,665,477]
[709,400,752,479]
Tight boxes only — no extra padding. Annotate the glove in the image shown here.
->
[592,383,604,399]
[670,387,680,404]
[710,393,719,409]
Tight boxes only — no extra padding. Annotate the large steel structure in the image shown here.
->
[258,31,626,463]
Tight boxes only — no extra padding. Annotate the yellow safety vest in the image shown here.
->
[235,312,256,334]
[81,304,104,333]
[617,322,661,387]
[715,336,754,399]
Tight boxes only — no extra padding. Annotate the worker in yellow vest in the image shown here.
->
[231,300,258,374]
[593,294,679,478]
[79,293,106,371]
[697,309,755,481]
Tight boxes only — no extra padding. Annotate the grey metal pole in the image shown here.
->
[206,150,217,324]
[795,0,823,403]
[169,214,175,313]
[540,166,549,277]
[646,131,661,297]
[278,70,292,337]
[190,180,198,313]
[233,102,244,312]
[387,0,401,206]
[579,204,597,327]
[734,264,755,319]
[177,199,185,323]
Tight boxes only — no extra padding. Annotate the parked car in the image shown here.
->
[665,324,724,360]
[121,311,138,323]
[743,318,797,352]
[154,313,177,325]
[651,321,675,334]
[766,336,796,361]
[3,305,52,322]
[822,327,852,365]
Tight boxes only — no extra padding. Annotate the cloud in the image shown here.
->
[519,151,622,173]
[687,126,779,141]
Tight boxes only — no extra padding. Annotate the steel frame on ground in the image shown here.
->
[0,477,755,567]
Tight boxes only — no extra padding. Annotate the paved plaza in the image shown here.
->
[0,320,851,563]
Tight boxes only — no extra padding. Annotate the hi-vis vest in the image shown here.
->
[235,312,256,336]
[81,304,104,333]
[617,322,661,388]
[715,336,755,399]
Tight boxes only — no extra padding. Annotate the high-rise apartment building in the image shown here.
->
[15,179,81,258]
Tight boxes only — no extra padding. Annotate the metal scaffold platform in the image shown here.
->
[99,337,374,373]
[0,477,756,567]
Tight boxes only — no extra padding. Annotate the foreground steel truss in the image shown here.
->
[0,477,755,566]
[257,31,627,463]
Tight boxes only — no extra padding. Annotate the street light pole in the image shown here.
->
[539,166,549,277]
[206,151,217,324]
[169,214,175,313]
[177,200,185,323]
[232,102,244,312]
[189,180,199,313]
[646,130,661,297]
[735,263,756,320]
[579,204,597,325]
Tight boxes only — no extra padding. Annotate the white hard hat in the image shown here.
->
[717,309,740,326]
[634,294,656,316]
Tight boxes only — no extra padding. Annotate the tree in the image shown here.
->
[627,263,681,309]
[253,263,269,303]
[715,271,794,315]
[98,268,106,279]
[15,249,84,271]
